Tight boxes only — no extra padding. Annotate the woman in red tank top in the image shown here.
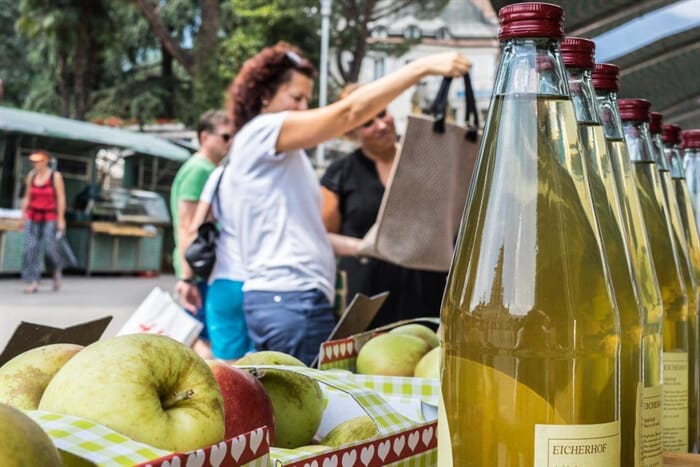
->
[20,150,67,293]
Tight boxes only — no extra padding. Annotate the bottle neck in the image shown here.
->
[649,131,670,171]
[663,141,685,178]
[495,38,569,97]
[566,67,601,124]
[622,119,656,163]
[595,90,625,140]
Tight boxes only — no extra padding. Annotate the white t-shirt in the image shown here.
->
[200,164,247,282]
[226,111,336,302]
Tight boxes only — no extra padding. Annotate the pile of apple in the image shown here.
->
[0,334,339,462]
[355,323,440,378]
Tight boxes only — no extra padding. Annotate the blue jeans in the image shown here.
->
[243,289,337,366]
[206,279,253,360]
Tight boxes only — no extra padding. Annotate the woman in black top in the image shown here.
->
[320,85,447,328]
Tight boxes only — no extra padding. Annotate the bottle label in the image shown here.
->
[663,351,689,452]
[437,391,453,466]
[641,384,663,467]
[533,421,620,467]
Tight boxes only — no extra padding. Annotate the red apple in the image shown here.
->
[207,360,275,443]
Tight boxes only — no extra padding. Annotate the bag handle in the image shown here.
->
[206,160,228,221]
[428,72,479,142]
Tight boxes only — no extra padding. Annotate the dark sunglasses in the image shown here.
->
[362,110,388,128]
[213,132,232,143]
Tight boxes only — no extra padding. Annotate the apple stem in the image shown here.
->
[162,389,194,409]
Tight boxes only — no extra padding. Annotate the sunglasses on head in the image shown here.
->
[362,110,388,128]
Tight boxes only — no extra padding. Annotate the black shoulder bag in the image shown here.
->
[184,162,227,279]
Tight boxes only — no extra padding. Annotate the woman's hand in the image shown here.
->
[57,218,66,233]
[175,280,203,313]
[416,51,471,78]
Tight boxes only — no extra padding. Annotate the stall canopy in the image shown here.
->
[489,0,677,37]
[616,26,700,129]
[0,106,190,161]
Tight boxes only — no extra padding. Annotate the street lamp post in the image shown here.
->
[317,0,332,168]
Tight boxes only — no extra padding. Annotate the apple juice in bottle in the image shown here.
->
[620,98,690,454]
[593,65,664,467]
[683,130,700,225]
[650,112,695,455]
[562,37,643,467]
[664,123,700,452]
[439,5,621,467]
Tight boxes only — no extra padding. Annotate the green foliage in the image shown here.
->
[219,0,320,82]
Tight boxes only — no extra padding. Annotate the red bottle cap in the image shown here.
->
[662,124,682,145]
[649,112,663,134]
[618,98,651,122]
[561,37,595,69]
[592,63,619,92]
[683,130,700,149]
[498,3,564,41]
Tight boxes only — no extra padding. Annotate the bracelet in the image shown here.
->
[179,278,195,284]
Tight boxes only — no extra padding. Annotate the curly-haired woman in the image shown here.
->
[224,41,469,364]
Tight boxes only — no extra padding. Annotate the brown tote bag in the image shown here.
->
[358,73,481,271]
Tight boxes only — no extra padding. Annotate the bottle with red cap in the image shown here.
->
[439,4,620,466]
[683,130,700,221]
[562,37,642,467]
[619,98,690,454]
[665,123,700,453]
[651,112,700,456]
[592,64,665,467]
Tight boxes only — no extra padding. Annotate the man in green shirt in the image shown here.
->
[170,110,232,357]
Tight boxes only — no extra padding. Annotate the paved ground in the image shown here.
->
[0,273,177,351]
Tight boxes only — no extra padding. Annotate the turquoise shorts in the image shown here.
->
[205,279,254,360]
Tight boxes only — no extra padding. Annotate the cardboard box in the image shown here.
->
[246,366,438,467]
[26,410,270,467]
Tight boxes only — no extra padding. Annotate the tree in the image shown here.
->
[133,0,225,120]
[332,0,449,84]
[218,0,320,83]
[0,1,33,107]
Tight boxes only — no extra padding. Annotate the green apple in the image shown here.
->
[356,333,431,376]
[235,351,306,367]
[413,346,440,379]
[39,334,224,452]
[256,369,323,448]
[0,343,83,410]
[320,415,378,447]
[0,402,63,467]
[389,324,440,348]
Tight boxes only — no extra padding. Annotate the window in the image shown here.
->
[374,57,385,80]
[19,148,92,182]
[372,26,388,38]
[404,25,421,40]
[436,27,451,40]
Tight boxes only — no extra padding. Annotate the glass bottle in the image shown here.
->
[620,98,690,454]
[439,4,620,466]
[664,123,700,453]
[683,130,700,229]
[592,65,664,467]
[562,37,643,467]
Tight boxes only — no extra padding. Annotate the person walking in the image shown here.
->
[321,84,448,328]
[20,150,66,293]
[224,41,469,364]
[171,110,233,358]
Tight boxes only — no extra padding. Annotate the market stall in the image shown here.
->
[0,106,191,275]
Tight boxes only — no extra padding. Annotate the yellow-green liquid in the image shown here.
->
[441,95,619,466]
[673,177,700,452]
[633,161,690,453]
[580,124,643,467]
[608,139,664,466]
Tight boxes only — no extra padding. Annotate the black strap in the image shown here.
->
[428,73,479,142]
